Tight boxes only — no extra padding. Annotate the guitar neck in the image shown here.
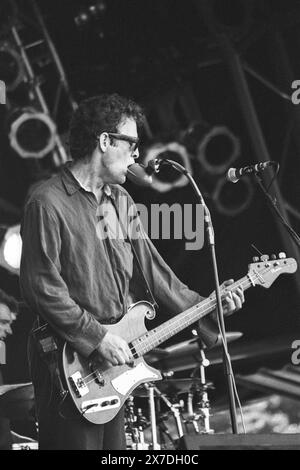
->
[132,274,254,357]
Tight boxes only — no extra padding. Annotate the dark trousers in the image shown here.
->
[0,417,12,450]
[28,334,126,450]
[38,399,126,450]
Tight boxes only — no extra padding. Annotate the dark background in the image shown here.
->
[0,0,300,387]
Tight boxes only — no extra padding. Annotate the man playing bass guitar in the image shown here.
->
[20,94,244,450]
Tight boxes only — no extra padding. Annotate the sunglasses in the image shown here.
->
[107,132,140,153]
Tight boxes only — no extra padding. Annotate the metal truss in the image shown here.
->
[3,0,78,166]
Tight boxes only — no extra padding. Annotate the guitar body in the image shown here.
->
[60,257,297,424]
[62,301,162,424]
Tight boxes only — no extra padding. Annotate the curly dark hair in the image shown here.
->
[69,93,145,161]
[0,288,19,314]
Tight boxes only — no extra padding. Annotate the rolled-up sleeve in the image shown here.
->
[20,201,107,358]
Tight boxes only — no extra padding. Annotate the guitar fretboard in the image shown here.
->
[131,274,254,358]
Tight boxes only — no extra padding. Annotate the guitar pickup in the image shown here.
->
[81,396,120,414]
[90,363,105,386]
[69,371,89,397]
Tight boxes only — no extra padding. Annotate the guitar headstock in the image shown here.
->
[248,253,297,288]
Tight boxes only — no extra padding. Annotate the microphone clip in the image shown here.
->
[146,157,164,175]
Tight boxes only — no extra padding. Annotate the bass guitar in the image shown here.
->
[62,255,297,424]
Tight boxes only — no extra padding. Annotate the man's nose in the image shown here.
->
[132,147,139,160]
[5,325,12,335]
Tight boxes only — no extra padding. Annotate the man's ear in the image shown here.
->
[99,132,109,152]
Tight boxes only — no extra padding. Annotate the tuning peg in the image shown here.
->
[278,252,286,259]
[260,255,269,262]
[270,254,277,260]
[252,256,259,262]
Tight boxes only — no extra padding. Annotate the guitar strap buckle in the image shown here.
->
[32,323,58,355]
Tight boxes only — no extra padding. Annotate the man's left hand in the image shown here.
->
[210,279,245,319]
[221,279,244,316]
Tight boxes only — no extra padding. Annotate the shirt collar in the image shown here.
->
[102,184,115,199]
[61,162,115,200]
[61,162,81,196]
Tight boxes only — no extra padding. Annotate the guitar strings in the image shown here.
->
[79,263,280,385]
[81,292,223,385]
[82,276,252,384]
[132,276,252,357]
[80,274,254,385]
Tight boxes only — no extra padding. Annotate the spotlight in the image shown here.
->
[74,1,107,29]
[143,142,192,193]
[0,42,25,91]
[195,125,240,176]
[0,225,22,275]
[74,10,89,28]
[212,177,253,217]
[89,1,106,17]
[8,108,56,159]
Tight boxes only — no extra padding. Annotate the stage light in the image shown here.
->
[0,225,22,275]
[8,108,56,159]
[74,1,107,29]
[89,1,106,17]
[195,125,240,176]
[0,42,25,91]
[74,10,89,28]
[143,142,193,193]
[212,177,253,217]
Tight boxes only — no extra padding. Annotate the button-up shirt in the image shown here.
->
[20,164,217,358]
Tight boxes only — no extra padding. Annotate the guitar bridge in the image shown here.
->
[69,371,89,397]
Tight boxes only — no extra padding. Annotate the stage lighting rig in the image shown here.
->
[0,224,22,275]
[8,107,56,159]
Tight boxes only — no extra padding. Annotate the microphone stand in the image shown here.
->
[254,175,300,249]
[152,158,239,434]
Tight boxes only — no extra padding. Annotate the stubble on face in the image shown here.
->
[101,118,138,184]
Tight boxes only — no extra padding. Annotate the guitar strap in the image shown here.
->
[31,323,68,398]
[110,196,158,310]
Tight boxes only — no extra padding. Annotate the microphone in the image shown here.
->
[126,158,163,187]
[227,161,277,183]
[126,163,153,187]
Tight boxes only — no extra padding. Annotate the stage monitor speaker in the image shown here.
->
[178,434,300,450]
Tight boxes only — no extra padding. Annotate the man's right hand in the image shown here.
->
[95,332,134,366]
